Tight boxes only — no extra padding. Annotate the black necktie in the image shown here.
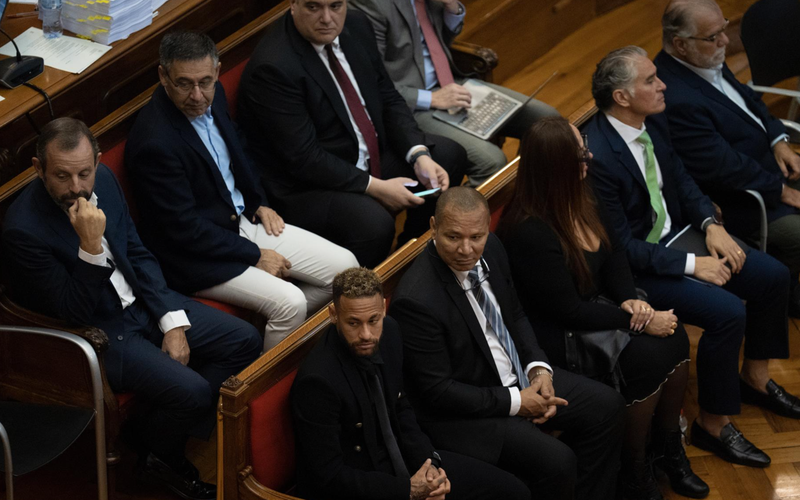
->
[366,370,409,478]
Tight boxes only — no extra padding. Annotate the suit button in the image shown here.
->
[355,422,362,428]
[354,445,362,452]
[230,214,237,222]
[117,335,123,341]
[567,332,573,338]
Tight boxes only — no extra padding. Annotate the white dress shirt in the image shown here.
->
[77,192,191,333]
[449,259,552,416]
[605,113,696,275]
[671,56,788,147]
[312,37,426,188]
[409,0,466,110]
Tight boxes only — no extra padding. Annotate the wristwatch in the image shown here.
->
[430,451,442,469]
[701,213,724,232]
[409,148,431,165]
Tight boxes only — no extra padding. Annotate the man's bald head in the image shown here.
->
[662,0,721,53]
[434,186,490,224]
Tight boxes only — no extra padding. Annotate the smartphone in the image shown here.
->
[415,187,442,198]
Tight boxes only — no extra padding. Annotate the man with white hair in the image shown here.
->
[654,0,800,316]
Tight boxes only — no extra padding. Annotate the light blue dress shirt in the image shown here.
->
[190,106,246,215]
[409,0,465,110]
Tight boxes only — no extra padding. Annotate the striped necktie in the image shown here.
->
[467,266,529,389]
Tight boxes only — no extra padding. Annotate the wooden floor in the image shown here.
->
[5,0,800,498]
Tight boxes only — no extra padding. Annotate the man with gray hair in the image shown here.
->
[126,32,359,351]
[654,0,800,316]
[586,46,797,491]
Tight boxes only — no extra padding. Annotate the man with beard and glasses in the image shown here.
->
[654,0,800,316]
[290,267,530,500]
[1,118,262,500]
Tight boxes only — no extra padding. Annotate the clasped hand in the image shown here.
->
[518,374,568,424]
[694,225,745,285]
[774,140,800,182]
[410,459,450,500]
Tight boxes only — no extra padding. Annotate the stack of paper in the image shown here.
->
[60,0,160,45]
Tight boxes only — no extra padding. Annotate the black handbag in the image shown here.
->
[563,290,647,391]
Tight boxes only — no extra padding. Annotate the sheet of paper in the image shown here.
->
[0,27,112,74]
[0,95,5,102]
[9,0,39,4]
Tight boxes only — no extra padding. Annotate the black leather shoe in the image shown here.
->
[137,453,216,500]
[621,458,663,500]
[690,421,770,468]
[741,379,800,419]
[652,429,709,499]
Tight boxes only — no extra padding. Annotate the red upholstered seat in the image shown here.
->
[100,138,139,222]
[249,370,297,492]
[219,59,249,121]
[490,206,503,232]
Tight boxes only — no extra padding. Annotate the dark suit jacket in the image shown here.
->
[237,10,430,205]
[125,84,266,294]
[584,112,717,277]
[655,51,794,223]
[291,318,435,500]
[2,165,186,336]
[349,0,464,109]
[388,235,548,462]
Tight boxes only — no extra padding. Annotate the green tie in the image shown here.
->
[637,131,667,243]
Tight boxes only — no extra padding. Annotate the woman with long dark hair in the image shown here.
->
[497,116,707,500]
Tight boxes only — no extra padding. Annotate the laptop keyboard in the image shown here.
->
[459,92,517,136]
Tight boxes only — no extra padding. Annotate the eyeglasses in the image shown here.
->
[165,72,216,94]
[686,18,729,43]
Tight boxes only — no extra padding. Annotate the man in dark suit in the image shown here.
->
[586,46,799,470]
[126,32,358,351]
[291,267,530,500]
[388,187,625,500]
[349,0,558,186]
[237,0,466,268]
[1,118,262,500]
[654,0,800,313]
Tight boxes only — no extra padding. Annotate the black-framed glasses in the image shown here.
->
[164,72,216,94]
[686,18,729,43]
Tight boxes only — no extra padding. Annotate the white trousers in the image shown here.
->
[196,218,358,352]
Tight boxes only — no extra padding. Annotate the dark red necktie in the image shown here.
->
[324,44,381,179]
[414,0,455,87]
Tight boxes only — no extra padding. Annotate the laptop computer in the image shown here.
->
[432,71,557,140]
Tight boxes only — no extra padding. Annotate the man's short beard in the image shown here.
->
[49,188,92,212]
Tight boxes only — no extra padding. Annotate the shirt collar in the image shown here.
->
[312,36,341,55]
[88,192,99,207]
[605,112,647,146]
[189,105,214,124]
[671,54,723,86]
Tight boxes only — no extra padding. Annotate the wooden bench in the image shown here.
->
[216,103,599,499]
[0,0,500,491]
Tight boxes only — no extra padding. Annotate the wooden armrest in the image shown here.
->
[450,40,498,83]
[0,288,109,354]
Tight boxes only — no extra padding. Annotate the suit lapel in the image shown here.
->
[600,114,648,192]
[394,0,426,83]
[427,242,502,380]
[287,15,358,144]
[155,87,235,209]
[721,65,770,132]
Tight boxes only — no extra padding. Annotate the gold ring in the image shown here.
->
[670,329,675,335]
[737,251,743,255]
[672,322,678,328]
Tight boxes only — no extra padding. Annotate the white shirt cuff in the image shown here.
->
[406,145,428,163]
[684,254,696,275]
[416,89,433,110]
[508,387,521,416]
[366,175,373,192]
[526,361,553,379]
[78,247,109,267]
[158,310,191,334]
[443,2,465,31]
[771,133,790,149]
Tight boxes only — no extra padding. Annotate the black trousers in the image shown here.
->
[277,134,466,268]
[423,369,625,500]
[438,450,530,500]
[103,299,262,461]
